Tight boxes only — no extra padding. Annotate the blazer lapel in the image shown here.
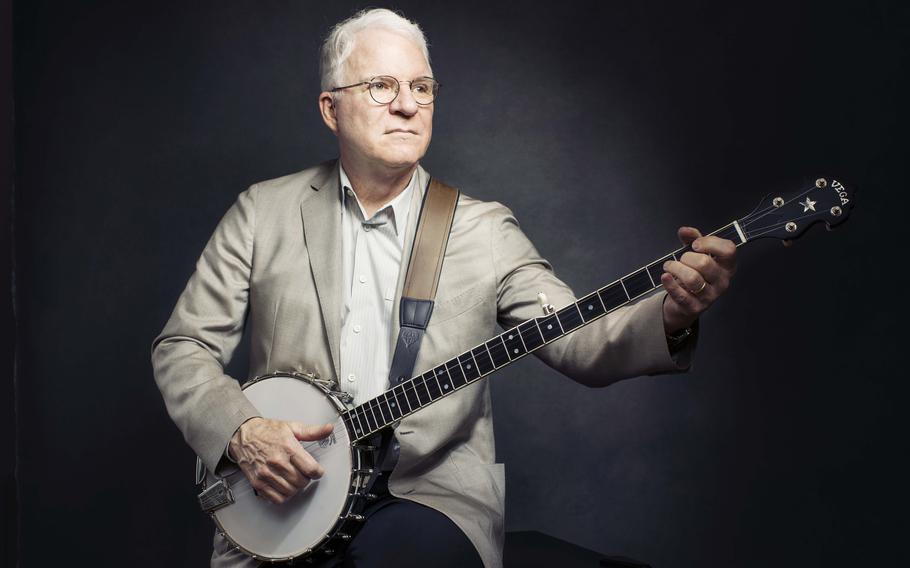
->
[301,160,344,382]
[388,165,431,360]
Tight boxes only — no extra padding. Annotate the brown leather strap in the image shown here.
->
[402,178,459,301]
[375,177,460,480]
[385,177,459,390]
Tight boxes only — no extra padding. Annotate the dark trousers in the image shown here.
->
[308,473,483,568]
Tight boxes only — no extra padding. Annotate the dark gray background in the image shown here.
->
[10,0,908,566]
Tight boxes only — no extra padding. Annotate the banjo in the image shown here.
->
[196,177,855,562]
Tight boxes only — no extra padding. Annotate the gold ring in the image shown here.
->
[693,281,708,295]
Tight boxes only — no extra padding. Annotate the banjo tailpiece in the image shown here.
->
[198,479,234,513]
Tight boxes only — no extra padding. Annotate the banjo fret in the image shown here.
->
[471,345,494,375]
[436,366,452,393]
[487,336,510,367]
[403,380,420,411]
[457,353,479,381]
[424,372,442,400]
[384,392,401,420]
[446,358,467,388]
[519,320,545,350]
[556,303,583,333]
[374,397,391,424]
[363,404,378,432]
[537,313,562,341]
[417,375,433,405]
[394,383,411,414]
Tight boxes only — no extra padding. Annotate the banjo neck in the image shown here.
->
[341,222,749,442]
[341,176,855,443]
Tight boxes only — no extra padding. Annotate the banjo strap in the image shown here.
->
[363,178,459,487]
[388,177,460,389]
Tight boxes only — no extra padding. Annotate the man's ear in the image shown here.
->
[318,92,339,134]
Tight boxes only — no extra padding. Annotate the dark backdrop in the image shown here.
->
[2,0,17,564]
[11,1,909,566]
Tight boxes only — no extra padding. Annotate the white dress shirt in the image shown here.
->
[338,165,417,405]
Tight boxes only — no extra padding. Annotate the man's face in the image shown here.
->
[322,29,434,172]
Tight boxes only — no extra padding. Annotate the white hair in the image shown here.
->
[319,8,432,92]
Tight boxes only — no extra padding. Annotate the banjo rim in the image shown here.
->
[201,371,366,562]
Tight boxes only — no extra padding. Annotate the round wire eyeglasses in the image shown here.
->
[330,75,440,105]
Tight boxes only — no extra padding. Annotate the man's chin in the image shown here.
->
[377,151,426,171]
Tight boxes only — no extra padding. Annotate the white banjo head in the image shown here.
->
[208,375,354,560]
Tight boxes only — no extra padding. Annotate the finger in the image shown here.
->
[288,422,334,442]
[290,448,326,480]
[264,472,298,498]
[677,226,703,246]
[661,273,702,315]
[247,471,290,504]
[692,236,737,269]
[664,259,711,298]
[254,464,299,497]
[256,484,286,505]
[679,251,724,285]
[266,453,306,488]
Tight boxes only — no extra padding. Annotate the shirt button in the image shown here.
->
[363,224,372,232]
[347,373,356,382]
[353,325,362,333]
[358,274,367,284]
[345,188,354,197]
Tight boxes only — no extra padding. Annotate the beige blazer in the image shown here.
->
[151,160,692,567]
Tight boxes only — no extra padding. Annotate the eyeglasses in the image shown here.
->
[330,75,440,105]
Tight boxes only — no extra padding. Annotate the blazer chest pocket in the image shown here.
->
[430,284,486,325]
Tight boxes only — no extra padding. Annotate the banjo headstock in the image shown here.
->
[738,177,855,242]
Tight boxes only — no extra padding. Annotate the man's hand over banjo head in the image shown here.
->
[228,418,334,505]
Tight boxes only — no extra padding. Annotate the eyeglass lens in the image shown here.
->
[369,76,437,105]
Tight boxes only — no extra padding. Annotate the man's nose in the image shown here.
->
[389,85,420,116]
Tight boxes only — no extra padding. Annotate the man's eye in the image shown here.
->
[372,81,393,90]
[413,84,429,93]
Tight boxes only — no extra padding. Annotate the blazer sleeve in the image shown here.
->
[490,205,696,387]
[151,186,262,472]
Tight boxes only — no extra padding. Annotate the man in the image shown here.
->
[152,8,736,568]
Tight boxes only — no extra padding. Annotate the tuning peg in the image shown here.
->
[537,292,555,315]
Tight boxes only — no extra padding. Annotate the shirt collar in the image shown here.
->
[339,164,417,237]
